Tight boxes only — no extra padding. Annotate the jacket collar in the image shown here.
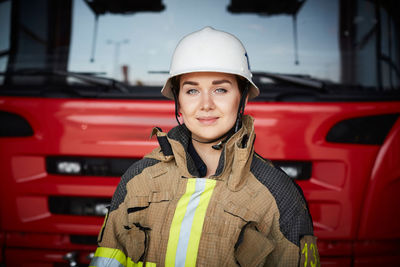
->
[149,115,256,191]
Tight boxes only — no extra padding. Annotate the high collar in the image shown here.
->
[148,115,256,191]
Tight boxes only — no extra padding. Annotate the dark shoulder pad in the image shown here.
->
[250,154,314,246]
[110,158,160,212]
[157,135,173,156]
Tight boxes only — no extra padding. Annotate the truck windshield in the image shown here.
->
[0,0,399,99]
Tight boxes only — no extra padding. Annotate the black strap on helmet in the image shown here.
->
[234,84,248,133]
[172,87,181,126]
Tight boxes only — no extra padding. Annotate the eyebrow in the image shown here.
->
[212,79,232,85]
[182,81,198,86]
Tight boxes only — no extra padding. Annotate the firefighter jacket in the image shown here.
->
[90,115,320,267]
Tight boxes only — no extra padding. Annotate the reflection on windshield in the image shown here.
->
[69,0,340,86]
[0,0,399,91]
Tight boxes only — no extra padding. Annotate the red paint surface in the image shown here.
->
[1,97,400,265]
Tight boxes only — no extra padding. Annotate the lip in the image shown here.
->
[197,116,219,125]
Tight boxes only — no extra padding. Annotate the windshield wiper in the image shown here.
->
[252,71,326,92]
[0,68,130,93]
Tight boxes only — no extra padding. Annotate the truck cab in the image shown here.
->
[1,0,399,266]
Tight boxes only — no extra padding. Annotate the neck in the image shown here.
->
[192,139,222,177]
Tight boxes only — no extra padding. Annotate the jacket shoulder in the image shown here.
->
[110,157,160,212]
[250,153,314,246]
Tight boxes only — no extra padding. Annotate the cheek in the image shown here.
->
[177,103,182,115]
[177,94,185,115]
[219,97,240,115]
[178,97,195,117]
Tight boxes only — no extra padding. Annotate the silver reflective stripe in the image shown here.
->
[175,179,207,266]
[89,256,125,267]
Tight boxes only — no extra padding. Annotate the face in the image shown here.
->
[178,72,242,142]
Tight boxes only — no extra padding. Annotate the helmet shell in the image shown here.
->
[161,27,259,99]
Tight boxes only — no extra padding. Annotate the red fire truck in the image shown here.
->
[1,0,399,266]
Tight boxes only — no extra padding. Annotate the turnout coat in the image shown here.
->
[90,115,320,267]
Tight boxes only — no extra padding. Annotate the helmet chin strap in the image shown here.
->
[172,84,248,150]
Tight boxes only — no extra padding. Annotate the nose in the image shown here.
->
[200,91,215,111]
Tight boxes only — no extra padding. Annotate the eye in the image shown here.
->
[186,88,199,95]
[214,88,228,94]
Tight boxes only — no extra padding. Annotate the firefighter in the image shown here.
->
[90,26,320,267]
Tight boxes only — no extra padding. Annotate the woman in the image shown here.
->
[90,27,320,267]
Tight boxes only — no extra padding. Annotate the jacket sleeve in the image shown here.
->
[89,186,145,267]
[245,155,321,266]
[289,182,320,267]
[235,207,320,267]
[268,184,321,267]
[89,158,159,267]
[267,180,320,267]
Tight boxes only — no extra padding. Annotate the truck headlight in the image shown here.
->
[272,161,312,180]
[57,161,81,174]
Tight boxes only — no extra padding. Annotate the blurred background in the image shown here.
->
[0,0,399,266]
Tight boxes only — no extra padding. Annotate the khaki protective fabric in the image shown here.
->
[95,115,320,266]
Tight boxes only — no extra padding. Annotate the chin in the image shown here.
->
[189,123,235,142]
[193,131,227,142]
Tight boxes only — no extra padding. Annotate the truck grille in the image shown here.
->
[46,156,138,176]
[48,196,111,217]
[70,235,98,245]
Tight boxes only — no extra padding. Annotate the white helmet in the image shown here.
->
[161,27,259,99]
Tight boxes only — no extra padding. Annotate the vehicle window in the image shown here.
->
[69,0,341,85]
[0,0,11,84]
[0,0,399,99]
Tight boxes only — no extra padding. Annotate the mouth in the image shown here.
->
[197,116,219,125]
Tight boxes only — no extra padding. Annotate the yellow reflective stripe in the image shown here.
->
[165,179,197,266]
[126,257,135,267]
[94,247,127,266]
[126,259,156,267]
[92,247,156,267]
[185,179,216,267]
